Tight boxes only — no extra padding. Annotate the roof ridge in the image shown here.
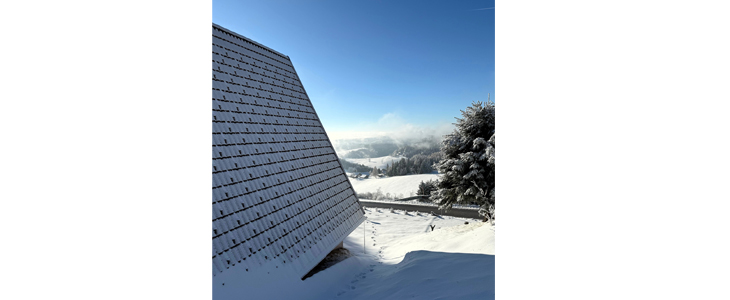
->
[213,23,290,60]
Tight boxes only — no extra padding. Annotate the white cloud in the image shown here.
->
[327,112,454,142]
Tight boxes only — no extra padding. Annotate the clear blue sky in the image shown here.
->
[213,0,494,140]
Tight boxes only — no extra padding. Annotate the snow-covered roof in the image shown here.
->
[213,23,289,61]
[212,23,365,280]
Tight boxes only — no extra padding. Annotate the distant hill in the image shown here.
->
[335,135,444,176]
[339,159,372,173]
[335,136,441,159]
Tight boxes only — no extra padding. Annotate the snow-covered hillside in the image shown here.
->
[336,147,367,157]
[213,208,494,300]
[343,155,406,169]
[348,174,441,198]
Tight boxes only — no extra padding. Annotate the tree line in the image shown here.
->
[382,152,442,176]
[339,159,372,173]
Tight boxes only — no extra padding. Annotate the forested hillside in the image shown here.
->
[382,152,442,176]
[336,136,443,176]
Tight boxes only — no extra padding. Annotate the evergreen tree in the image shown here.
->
[417,181,428,196]
[417,180,439,196]
[431,100,495,222]
[370,166,380,177]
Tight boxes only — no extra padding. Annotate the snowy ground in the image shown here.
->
[348,174,441,198]
[214,208,495,300]
[334,208,494,300]
[359,199,480,211]
[343,155,406,169]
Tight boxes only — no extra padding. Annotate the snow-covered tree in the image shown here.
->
[417,179,439,197]
[370,166,380,177]
[431,100,495,222]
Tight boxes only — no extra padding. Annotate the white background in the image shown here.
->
[2,1,729,299]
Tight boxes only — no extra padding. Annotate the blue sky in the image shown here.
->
[213,0,494,140]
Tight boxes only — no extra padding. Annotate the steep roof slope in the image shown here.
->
[212,23,364,281]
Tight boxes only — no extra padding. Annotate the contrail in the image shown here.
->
[471,7,494,11]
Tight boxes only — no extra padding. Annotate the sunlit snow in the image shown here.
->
[348,173,441,197]
[214,207,494,300]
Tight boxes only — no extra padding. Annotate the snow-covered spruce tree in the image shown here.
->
[431,100,495,223]
[417,180,439,196]
[370,166,380,177]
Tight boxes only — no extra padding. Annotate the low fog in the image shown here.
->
[327,113,455,156]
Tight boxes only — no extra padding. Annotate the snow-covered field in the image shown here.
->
[214,208,494,300]
[343,155,406,169]
[348,173,441,198]
[360,199,480,210]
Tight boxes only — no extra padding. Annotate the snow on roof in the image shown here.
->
[212,24,365,282]
[213,23,289,60]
